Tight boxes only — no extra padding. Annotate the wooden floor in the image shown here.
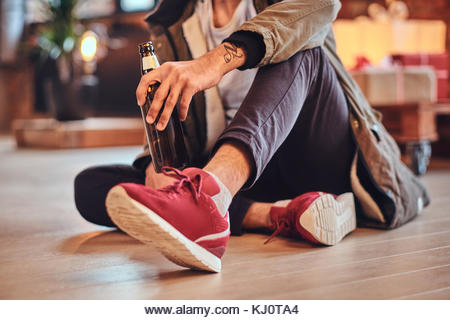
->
[0,135,449,300]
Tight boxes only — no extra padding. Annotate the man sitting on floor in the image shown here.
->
[74,0,429,272]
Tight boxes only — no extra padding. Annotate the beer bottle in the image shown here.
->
[138,41,189,173]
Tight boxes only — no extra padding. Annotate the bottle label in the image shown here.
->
[142,55,160,71]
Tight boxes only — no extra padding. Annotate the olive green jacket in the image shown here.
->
[136,0,430,228]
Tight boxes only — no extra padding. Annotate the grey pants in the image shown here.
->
[74,47,354,235]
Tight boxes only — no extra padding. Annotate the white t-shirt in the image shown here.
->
[196,0,258,124]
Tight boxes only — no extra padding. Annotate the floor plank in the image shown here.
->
[396,287,450,299]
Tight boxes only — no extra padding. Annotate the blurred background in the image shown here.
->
[0,0,157,124]
[0,0,449,173]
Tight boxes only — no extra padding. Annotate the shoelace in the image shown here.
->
[264,217,290,245]
[159,167,203,202]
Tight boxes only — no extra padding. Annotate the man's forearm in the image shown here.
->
[201,42,247,77]
[224,31,266,70]
[136,41,248,130]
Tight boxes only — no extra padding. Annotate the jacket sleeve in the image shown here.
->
[235,0,341,67]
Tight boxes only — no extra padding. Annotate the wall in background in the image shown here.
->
[0,0,25,64]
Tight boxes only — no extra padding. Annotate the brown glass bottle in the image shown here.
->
[138,41,189,173]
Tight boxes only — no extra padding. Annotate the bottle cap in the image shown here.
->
[138,41,154,55]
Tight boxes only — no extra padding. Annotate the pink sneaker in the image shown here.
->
[105,167,231,272]
[266,192,356,245]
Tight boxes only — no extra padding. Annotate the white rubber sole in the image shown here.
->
[299,192,356,245]
[105,186,222,272]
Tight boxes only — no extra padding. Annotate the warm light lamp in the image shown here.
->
[80,31,98,62]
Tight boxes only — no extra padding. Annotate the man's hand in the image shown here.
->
[136,42,246,130]
[145,163,176,189]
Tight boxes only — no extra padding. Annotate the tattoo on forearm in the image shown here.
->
[223,43,243,63]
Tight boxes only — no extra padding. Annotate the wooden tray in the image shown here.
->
[13,117,145,149]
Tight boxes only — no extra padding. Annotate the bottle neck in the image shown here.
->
[140,52,160,75]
